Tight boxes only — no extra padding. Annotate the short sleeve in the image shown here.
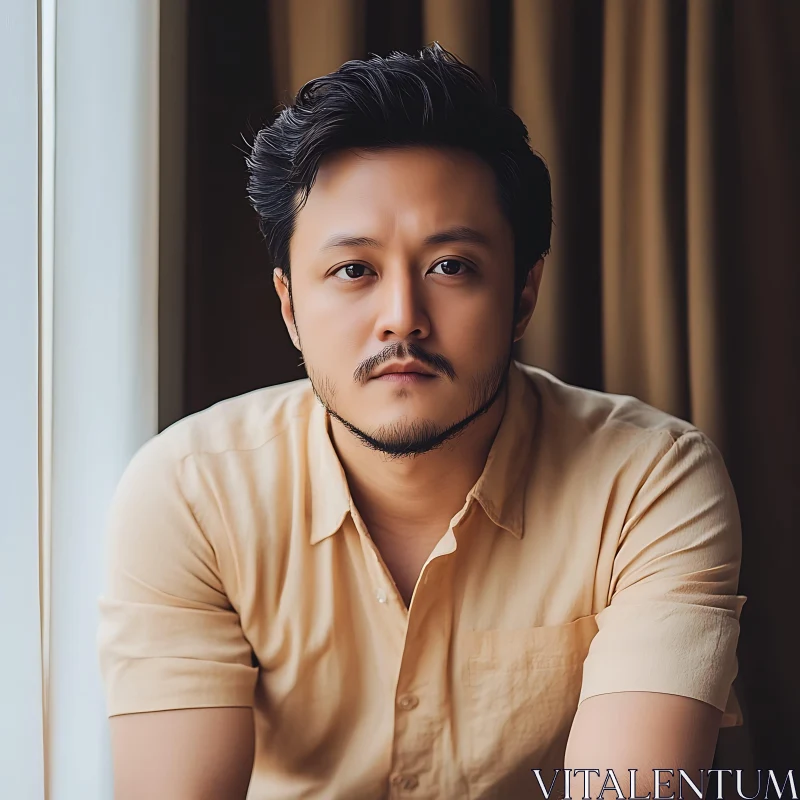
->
[96,435,258,717]
[579,430,747,727]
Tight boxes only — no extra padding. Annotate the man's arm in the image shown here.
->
[564,691,721,799]
[110,707,255,800]
[563,430,745,798]
[97,435,260,798]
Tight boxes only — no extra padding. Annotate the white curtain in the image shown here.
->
[0,1,46,796]
[1,1,161,796]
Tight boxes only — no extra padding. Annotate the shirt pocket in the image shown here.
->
[460,615,598,793]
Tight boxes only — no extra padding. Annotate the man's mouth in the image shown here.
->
[374,372,436,382]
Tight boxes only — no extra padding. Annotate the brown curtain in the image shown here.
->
[179,0,800,769]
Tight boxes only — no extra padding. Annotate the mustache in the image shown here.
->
[353,342,457,384]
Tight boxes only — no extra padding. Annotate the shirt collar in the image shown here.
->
[308,360,538,545]
[469,360,538,539]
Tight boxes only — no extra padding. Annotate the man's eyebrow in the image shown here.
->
[422,226,491,248]
[320,234,382,251]
[320,226,491,251]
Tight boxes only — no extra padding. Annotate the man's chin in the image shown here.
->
[328,405,495,459]
[339,415,448,458]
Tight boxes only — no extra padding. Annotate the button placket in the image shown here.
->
[358,520,406,611]
[397,693,419,711]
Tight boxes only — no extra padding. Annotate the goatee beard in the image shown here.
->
[308,350,513,460]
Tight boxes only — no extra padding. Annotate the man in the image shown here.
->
[98,44,745,799]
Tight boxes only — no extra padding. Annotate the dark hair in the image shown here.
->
[246,42,552,312]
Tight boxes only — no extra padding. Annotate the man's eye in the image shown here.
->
[334,263,373,280]
[430,259,470,276]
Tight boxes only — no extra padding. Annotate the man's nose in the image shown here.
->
[373,270,431,341]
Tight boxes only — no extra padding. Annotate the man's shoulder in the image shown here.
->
[514,361,700,449]
[144,376,317,465]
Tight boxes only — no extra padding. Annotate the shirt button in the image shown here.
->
[390,773,419,791]
[397,694,419,710]
[375,588,387,604]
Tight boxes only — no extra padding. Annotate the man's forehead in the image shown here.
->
[309,145,495,195]
[294,146,505,244]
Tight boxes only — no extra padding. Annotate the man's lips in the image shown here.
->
[371,359,437,379]
[373,371,436,381]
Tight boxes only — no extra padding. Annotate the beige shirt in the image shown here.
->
[97,361,745,799]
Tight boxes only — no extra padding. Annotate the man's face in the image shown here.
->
[276,145,538,457]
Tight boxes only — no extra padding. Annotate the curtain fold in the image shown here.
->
[423,0,491,79]
[600,0,690,419]
[512,0,572,377]
[270,0,366,99]
[686,0,727,449]
[511,0,605,389]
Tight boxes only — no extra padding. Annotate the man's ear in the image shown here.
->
[513,258,545,343]
[272,268,300,350]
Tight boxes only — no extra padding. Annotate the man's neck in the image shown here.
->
[328,383,509,541]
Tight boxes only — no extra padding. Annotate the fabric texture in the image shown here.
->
[98,361,745,799]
